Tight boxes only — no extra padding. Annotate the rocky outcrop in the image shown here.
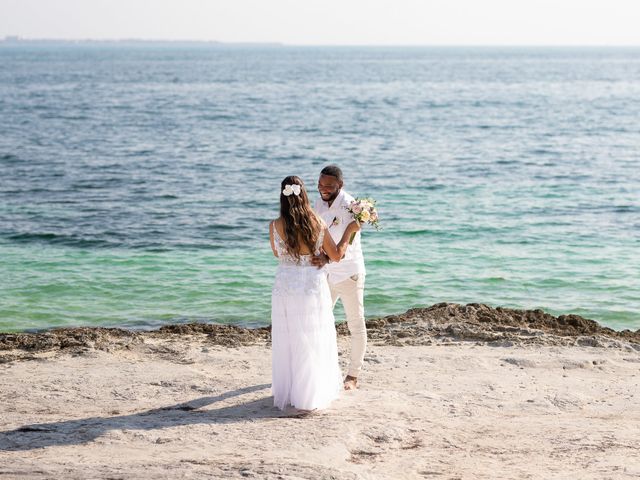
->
[1,303,638,358]
[360,303,639,348]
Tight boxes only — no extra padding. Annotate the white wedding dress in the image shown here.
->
[270,224,342,411]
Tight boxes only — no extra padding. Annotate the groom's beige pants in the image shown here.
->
[330,274,367,378]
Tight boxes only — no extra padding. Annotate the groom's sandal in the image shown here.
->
[344,375,358,390]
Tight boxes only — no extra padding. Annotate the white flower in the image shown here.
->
[282,184,301,196]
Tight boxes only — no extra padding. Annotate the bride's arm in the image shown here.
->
[322,221,360,262]
[269,221,278,257]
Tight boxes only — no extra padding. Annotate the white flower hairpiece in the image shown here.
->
[282,184,301,196]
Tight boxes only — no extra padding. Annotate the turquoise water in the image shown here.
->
[1,46,639,332]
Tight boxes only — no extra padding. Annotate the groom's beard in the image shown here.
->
[320,190,340,203]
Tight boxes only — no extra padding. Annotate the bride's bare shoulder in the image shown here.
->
[272,217,286,236]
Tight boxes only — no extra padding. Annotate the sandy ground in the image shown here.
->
[0,335,640,479]
[1,326,639,479]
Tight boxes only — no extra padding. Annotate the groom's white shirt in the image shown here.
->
[314,189,366,285]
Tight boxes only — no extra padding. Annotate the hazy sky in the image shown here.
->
[1,0,639,45]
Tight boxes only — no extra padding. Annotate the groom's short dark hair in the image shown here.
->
[320,165,343,181]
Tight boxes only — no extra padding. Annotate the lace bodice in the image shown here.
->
[272,221,324,267]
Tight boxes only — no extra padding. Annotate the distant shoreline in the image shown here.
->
[2,37,639,48]
[0,37,283,47]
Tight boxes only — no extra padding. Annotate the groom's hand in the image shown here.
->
[310,252,329,269]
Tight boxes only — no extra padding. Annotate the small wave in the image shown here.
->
[199,114,236,121]
[397,229,456,237]
[243,97,267,104]
[70,183,109,190]
[399,229,430,236]
[286,126,320,134]
[613,205,638,213]
[125,149,155,157]
[363,293,396,303]
[419,101,450,109]
[273,153,305,161]
[368,259,406,267]
[203,223,237,231]
[348,99,374,109]
[171,243,225,251]
[3,231,230,251]
[482,277,507,283]
[529,148,557,155]
[6,232,115,248]
[41,114,90,121]
[0,153,21,163]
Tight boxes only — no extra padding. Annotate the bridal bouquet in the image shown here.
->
[346,197,380,244]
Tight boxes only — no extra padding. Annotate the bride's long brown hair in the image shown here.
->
[279,176,322,260]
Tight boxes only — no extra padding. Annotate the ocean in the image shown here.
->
[1,45,638,332]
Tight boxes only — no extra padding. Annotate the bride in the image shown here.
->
[269,175,360,411]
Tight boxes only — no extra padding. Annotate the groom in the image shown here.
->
[312,165,367,390]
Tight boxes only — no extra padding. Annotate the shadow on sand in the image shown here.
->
[0,383,301,452]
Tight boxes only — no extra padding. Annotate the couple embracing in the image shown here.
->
[269,165,367,412]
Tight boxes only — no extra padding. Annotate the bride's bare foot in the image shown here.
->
[344,375,358,390]
[292,408,318,418]
[283,407,318,418]
[298,408,317,417]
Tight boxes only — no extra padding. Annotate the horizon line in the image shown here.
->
[1,36,640,48]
